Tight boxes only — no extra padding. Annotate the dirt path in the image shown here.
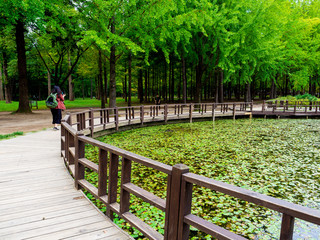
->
[0,109,82,135]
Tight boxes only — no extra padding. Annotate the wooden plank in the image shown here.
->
[0,188,80,206]
[78,179,99,198]
[122,212,163,240]
[79,158,99,172]
[0,175,71,190]
[69,147,76,157]
[0,204,95,229]
[0,167,68,180]
[0,216,107,239]
[0,210,101,236]
[29,222,124,240]
[0,181,74,200]
[123,183,166,212]
[0,199,91,222]
[109,202,120,215]
[184,214,246,240]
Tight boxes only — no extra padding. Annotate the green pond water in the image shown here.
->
[86,118,320,239]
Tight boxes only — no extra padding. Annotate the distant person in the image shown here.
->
[155,94,161,105]
[50,86,66,130]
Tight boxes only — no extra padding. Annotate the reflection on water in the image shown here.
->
[257,211,320,240]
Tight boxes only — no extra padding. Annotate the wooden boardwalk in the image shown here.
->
[0,130,132,240]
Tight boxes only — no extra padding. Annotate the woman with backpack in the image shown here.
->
[50,86,66,130]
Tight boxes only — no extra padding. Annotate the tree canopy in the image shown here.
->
[0,0,320,111]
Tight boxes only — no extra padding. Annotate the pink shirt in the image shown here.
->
[56,94,66,110]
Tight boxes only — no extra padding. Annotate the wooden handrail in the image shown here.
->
[61,102,320,240]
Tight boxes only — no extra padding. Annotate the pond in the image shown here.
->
[86,119,320,239]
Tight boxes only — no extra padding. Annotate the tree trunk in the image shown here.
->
[218,69,224,103]
[128,53,132,106]
[90,78,93,99]
[138,69,143,103]
[215,70,219,103]
[96,77,100,100]
[82,80,85,99]
[285,75,289,96]
[16,20,30,113]
[99,50,105,108]
[47,70,51,96]
[104,57,108,104]
[271,79,276,99]
[144,69,148,102]
[170,59,174,102]
[251,76,255,100]
[182,55,187,104]
[3,53,12,103]
[228,82,232,100]
[245,82,251,102]
[109,17,116,108]
[0,62,4,101]
[178,62,181,101]
[124,63,127,102]
[68,52,75,101]
[195,55,204,103]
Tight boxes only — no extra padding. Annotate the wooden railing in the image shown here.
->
[61,102,320,240]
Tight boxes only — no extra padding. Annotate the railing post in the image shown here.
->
[128,107,132,124]
[178,174,193,240]
[107,153,119,220]
[98,149,108,197]
[90,108,94,137]
[164,104,168,123]
[107,109,110,123]
[100,110,103,124]
[250,100,253,112]
[120,158,132,214]
[280,214,295,240]
[74,132,85,190]
[262,100,265,113]
[165,164,189,240]
[140,105,144,125]
[115,107,119,131]
[66,112,72,125]
[212,103,215,122]
[82,113,86,129]
[61,118,66,157]
[233,103,236,120]
[189,104,193,123]
[76,114,80,131]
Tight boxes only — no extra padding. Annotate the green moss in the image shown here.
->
[0,131,23,140]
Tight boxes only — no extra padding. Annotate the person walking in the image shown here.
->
[50,86,66,130]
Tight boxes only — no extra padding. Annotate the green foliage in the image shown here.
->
[295,93,318,102]
[85,119,320,239]
[270,94,319,104]
[0,131,23,140]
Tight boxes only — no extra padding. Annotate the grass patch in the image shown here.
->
[0,131,23,140]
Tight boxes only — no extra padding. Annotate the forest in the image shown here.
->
[0,0,319,112]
